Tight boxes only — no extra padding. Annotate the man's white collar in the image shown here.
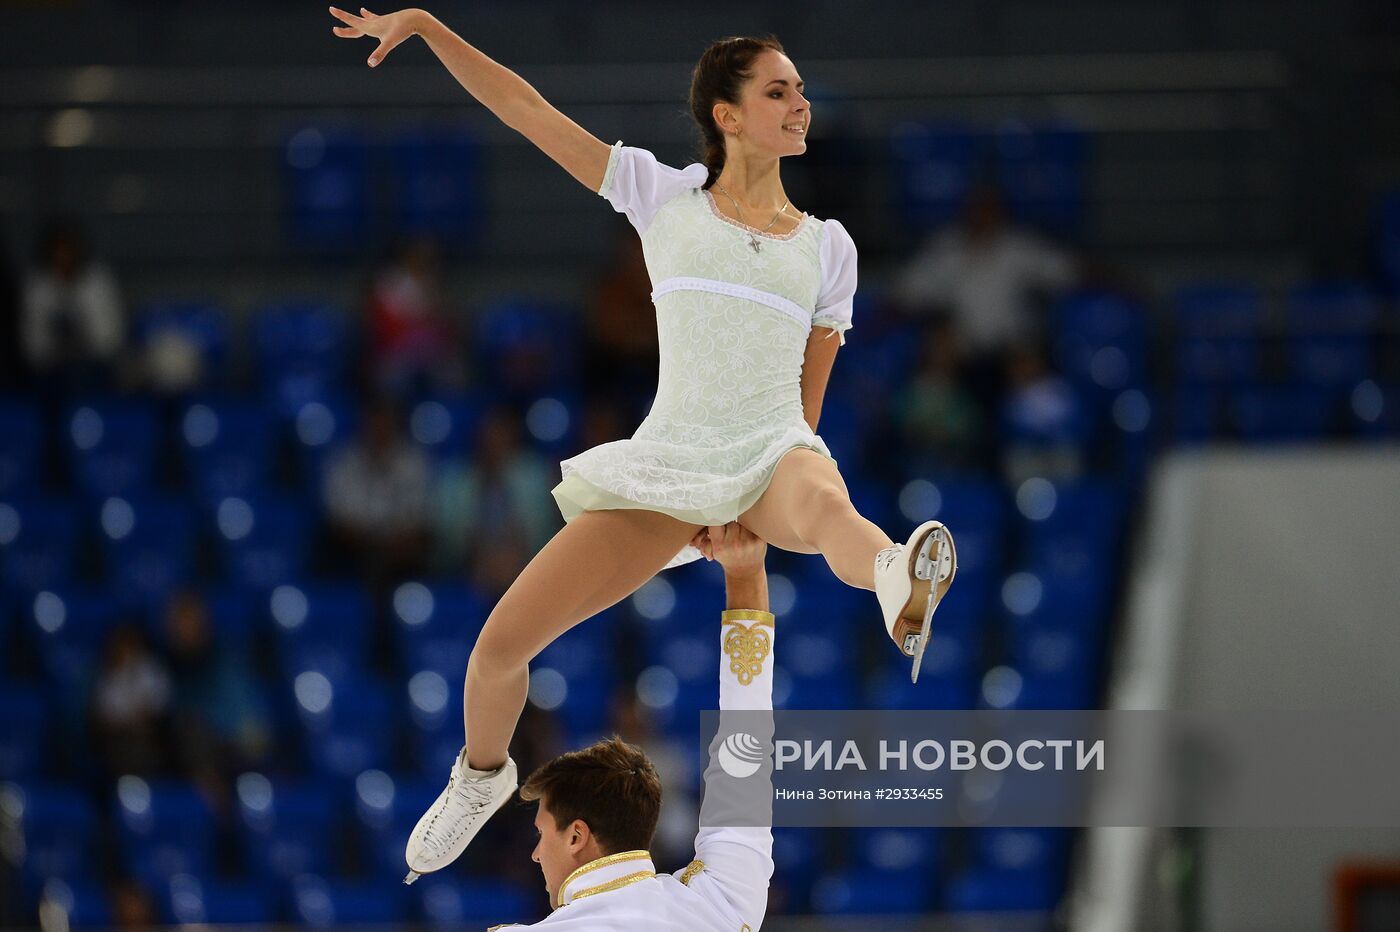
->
[555,849,656,909]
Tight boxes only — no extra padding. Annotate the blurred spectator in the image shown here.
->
[892,320,985,475]
[109,879,157,929]
[21,217,126,391]
[323,397,431,584]
[583,228,658,414]
[892,183,1079,413]
[89,624,171,779]
[431,407,558,589]
[0,218,27,389]
[1000,343,1085,485]
[164,591,273,798]
[366,234,466,398]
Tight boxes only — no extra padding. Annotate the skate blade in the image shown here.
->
[404,870,422,886]
[908,526,953,683]
[909,591,936,684]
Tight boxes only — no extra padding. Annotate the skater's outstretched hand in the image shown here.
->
[329,6,422,67]
[692,522,766,577]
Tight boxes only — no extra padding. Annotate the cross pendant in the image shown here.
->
[748,236,761,253]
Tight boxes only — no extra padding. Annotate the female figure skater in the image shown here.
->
[328,5,957,882]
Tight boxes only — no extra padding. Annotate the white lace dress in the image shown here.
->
[551,141,858,568]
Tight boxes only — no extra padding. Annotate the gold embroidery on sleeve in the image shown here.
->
[678,859,705,885]
[722,616,773,685]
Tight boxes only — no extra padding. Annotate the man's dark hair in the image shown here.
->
[519,736,662,854]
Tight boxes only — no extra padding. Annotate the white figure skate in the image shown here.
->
[403,748,518,884]
[874,521,958,684]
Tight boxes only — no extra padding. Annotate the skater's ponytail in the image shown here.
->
[689,34,786,190]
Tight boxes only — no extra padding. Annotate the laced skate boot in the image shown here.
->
[403,748,517,884]
[874,521,957,684]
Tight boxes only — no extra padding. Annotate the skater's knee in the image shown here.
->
[793,483,854,544]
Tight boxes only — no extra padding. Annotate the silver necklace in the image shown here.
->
[712,181,791,253]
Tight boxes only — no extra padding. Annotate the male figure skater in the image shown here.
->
[487,521,776,930]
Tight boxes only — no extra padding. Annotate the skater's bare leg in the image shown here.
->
[739,448,893,590]
[464,509,700,770]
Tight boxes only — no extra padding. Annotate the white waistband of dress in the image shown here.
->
[651,276,811,330]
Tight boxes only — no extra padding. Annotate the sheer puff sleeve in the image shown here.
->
[597,140,709,235]
[813,218,857,345]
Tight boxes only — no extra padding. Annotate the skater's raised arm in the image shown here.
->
[682,523,775,932]
[329,7,613,192]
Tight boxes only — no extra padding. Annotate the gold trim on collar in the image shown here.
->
[722,615,774,685]
[571,869,656,902]
[678,859,705,886]
[556,849,652,908]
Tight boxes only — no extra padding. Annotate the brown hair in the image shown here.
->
[519,736,662,854]
[688,35,786,190]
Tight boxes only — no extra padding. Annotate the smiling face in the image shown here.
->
[716,48,811,161]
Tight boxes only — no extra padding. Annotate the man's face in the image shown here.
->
[532,801,582,907]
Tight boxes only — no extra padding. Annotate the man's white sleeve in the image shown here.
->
[680,608,775,931]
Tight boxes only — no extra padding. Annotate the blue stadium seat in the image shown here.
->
[202,584,258,655]
[96,495,196,613]
[235,773,339,882]
[812,866,932,914]
[1,783,99,888]
[995,119,1088,238]
[890,119,978,231]
[1054,291,1148,395]
[0,497,81,594]
[269,582,372,679]
[1001,381,1092,452]
[771,827,821,913]
[392,580,490,677]
[178,400,278,501]
[253,302,351,418]
[391,125,484,241]
[1229,384,1336,442]
[294,672,396,780]
[408,395,485,461]
[906,477,1008,580]
[64,402,162,500]
[0,400,43,495]
[133,301,231,390]
[865,633,979,710]
[416,876,534,927]
[25,588,123,695]
[976,827,1071,876]
[352,771,441,877]
[1008,627,1099,685]
[0,686,49,779]
[404,667,466,778]
[945,865,1059,912]
[161,875,277,925]
[290,874,409,925]
[1173,285,1266,384]
[290,395,359,491]
[475,299,581,400]
[853,826,942,886]
[213,494,313,592]
[1351,380,1400,439]
[283,126,371,249]
[114,777,216,887]
[1287,283,1378,388]
[779,670,858,711]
